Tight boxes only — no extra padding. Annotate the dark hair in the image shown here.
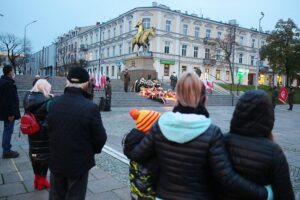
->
[106,76,110,82]
[3,65,13,76]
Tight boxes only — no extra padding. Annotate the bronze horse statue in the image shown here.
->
[132,23,156,52]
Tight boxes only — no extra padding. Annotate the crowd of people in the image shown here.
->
[0,64,297,199]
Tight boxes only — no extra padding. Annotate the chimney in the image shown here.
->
[152,2,157,7]
[185,11,188,14]
[96,22,100,25]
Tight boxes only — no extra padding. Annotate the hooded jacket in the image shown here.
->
[221,90,295,200]
[127,104,268,200]
[23,92,51,160]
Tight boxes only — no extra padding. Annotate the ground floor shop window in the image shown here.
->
[181,66,187,73]
[164,64,170,76]
[205,68,209,80]
[216,70,220,80]
[226,71,230,81]
[112,66,115,77]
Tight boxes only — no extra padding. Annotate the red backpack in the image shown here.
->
[20,113,40,135]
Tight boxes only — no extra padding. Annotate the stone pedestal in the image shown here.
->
[122,54,157,83]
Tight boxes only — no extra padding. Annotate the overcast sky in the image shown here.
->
[1,0,299,52]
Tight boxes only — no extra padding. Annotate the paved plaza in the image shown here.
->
[0,105,300,199]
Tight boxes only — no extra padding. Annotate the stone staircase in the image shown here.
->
[15,76,239,107]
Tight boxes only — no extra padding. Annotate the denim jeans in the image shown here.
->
[2,120,15,153]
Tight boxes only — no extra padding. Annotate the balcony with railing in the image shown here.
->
[79,44,88,51]
[203,58,216,65]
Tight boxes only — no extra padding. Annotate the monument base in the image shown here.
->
[121,55,157,87]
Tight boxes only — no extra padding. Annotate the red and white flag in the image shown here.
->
[278,86,288,104]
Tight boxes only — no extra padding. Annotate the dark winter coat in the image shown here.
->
[23,92,51,160]
[124,72,130,85]
[288,87,295,105]
[123,128,157,200]
[47,87,107,178]
[0,75,20,121]
[126,104,268,200]
[221,90,295,200]
[170,74,177,89]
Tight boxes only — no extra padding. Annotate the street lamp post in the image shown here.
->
[24,20,37,75]
[0,13,4,17]
[255,12,264,90]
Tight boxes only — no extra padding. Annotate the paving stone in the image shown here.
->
[15,162,32,172]
[89,168,110,180]
[87,177,124,194]
[0,162,16,174]
[8,190,48,200]
[113,186,131,200]
[2,172,21,184]
[19,170,34,181]
[0,182,26,197]
[86,191,121,200]
[22,180,35,193]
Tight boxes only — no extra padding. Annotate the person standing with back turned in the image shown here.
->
[48,67,107,200]
[0,65,20,159]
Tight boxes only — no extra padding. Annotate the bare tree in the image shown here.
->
[209,26,237,86]
[0,33,31,73]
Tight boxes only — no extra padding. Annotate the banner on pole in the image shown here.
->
[278,86,288,104]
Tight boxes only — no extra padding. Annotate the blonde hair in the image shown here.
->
[65,80,88,89]
[176,72,206,108]
[31,79,52,98]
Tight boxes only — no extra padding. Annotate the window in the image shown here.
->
[181,66,187,73]
[128,42,131,53]
[205,48,210,59]
[112,66,115,76]
[251,56,255,65]
[107,47,110,57]
[101,48,104,58]
[182,45,187,56]
[252,39,255,48]
[166,20,171,32]
[143,18,151,29]
[216,70,221,80]
[96,33,98,42]
[95,49,98,59]
[119,44,122,55]
[261,41,265,47]
[128,21,132,31]
[120,25,123,35]
[226,71,230,81]
[102,31,105,40]
[183,24,188,36]
[165,41,170,54]
[239,36,244,45]
[194,46,198,58]
[101,66,103,74]
[106,66,109,76]
[113,27,116,37]
[164,64,170,76]
[239,53,243,64]
[206,29,211,39]
[90,34,93,44]
[195,27,200,38]
[216,49,221,60]
[108,30,110,39]
[112,46,115,56]
[217,32,222,39]
[118,65,121,75]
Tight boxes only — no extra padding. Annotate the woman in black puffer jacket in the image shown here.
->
[220,90,295,200]
[125,72,271,200]
[23,79,53,190]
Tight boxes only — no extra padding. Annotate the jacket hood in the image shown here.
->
[158,111,211,144]
[230,90,274,137]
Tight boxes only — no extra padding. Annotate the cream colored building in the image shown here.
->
[56,2,281,86]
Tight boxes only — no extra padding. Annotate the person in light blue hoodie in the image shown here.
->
[125,72,273,200]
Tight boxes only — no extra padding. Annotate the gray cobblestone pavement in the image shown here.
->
[0,105,299,199]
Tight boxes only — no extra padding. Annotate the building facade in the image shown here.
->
[54,2,284,86]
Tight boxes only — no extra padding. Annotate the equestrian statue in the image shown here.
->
[132,19,156,52]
